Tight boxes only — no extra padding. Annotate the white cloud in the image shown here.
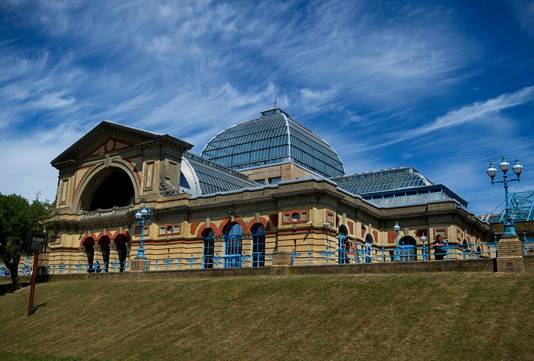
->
[512,0,534,37]
[365,85,534,150]
[0,0,530,215]
[299,87,337,112]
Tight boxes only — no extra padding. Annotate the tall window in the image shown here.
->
[251,224,266,267]
[114,234,129,272]
[99,236,111,272]
[83,238,95,272]
[224,223,243,268]
[203,228,215,269]
[364,234,373,263]
[338,225,349,264]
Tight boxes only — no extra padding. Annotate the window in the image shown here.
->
[251,224,266,267]
[203,229,215,269]
[283,213,290,223]
[269,177,281,185]
[224,223,243,268]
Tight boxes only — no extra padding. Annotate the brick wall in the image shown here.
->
[524,256,534,274]
[498,237,524,257]
[36,258,495,283]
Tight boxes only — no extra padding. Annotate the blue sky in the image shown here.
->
[0,0,533,214]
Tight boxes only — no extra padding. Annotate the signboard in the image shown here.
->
[29,233,46,253]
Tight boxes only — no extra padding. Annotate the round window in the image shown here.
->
[165,225,174,234]
[291,212,300,222]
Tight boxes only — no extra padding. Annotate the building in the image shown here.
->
[480,190,534,255]
[43,107,491,273]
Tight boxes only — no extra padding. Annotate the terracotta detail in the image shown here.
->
[196,223,219,237]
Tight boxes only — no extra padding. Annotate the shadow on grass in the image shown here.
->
[0,275,51,296]
[0,282,30,296]
[29,302,47,315]
[3,352,90,361]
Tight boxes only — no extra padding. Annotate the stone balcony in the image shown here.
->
[80,205,133,219]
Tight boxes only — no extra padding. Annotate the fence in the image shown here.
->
[25,241,501,275]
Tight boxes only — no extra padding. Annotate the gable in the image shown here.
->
[51,121,192,168]
[88,138,134,157]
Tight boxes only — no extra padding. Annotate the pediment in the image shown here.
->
[51,121,192,168]
[88,138,134,157]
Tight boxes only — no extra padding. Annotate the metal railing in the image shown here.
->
[35,241,501,275]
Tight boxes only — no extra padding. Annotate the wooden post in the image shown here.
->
[27,252,39,316]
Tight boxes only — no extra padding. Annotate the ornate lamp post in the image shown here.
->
[134,207,152,258]
[487,157,524,237]
[421,233,428,262]
[394,221,400,261]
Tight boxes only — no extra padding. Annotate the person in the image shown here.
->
[343,238,351,264]
[433,235,446,260]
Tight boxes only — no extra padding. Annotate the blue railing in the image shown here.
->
[25,241,501,275]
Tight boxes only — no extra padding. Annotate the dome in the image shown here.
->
[201,107,345,178]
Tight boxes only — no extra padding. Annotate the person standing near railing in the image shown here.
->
[433,235,446,261]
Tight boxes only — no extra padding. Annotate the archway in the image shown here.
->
[83,237,95,272]
[224,223,243,269]
[202,228,215,269]
[251,223,266,268]
[364,233,374,263]
[398,236,417,261]
[338,225,349,264]
[98,236,111,272]
[79,167,135,211]
[114,234,129,272]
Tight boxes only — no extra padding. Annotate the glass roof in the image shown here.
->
[480,190,534,223]
[201,107,344,178]
[181,152,260,196]
[332,167,432,195]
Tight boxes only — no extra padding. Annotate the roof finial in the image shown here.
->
[274,94,277,108]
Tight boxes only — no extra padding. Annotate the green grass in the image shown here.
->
[0,273,532,361]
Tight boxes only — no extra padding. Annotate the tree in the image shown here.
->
[0,193,50,290]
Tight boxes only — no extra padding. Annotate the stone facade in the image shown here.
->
[39,121,493,274]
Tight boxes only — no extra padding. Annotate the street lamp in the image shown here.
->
[394,221,400,261]
[421,233,428,262]
[135,207,152,258]
[486,156,524,237]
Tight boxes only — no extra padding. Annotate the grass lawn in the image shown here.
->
[0,273,532,361]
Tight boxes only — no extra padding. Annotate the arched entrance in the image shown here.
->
[202,228,215,269]
[338,225,349,264]
[224,223,243,269]
[79,167,135,211]
[398,236,417,261]
[114,234,129,272]
[83,237,95,272]
[251,223,266,268]
[98,236,111,272]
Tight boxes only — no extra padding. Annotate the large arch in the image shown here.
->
[74,162,138,211]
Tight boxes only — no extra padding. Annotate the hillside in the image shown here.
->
[0,273,533,361]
